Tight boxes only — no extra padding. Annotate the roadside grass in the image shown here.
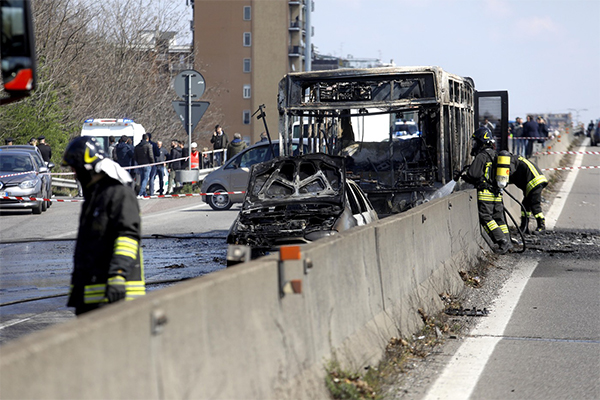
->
[324,255,496,399]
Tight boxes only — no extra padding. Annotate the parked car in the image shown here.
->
[0,145,54,209]
[201,140,306,210]
[226,153,378,264]
[0,149,47,214]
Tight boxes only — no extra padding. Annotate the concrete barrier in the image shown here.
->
[0,191,485,399]
[1,131,574,398]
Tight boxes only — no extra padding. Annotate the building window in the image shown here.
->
[243,110,251,125]
[243,85,251,99]
[243,32,251,47]
[243,6,251,20]
[243,58,251,73]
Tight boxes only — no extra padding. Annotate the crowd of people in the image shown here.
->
[508,115,551,158]
[107,124,255,197]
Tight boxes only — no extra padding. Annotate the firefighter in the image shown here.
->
[456,127,511,254]
[62,137,145,315]
[499,150,548,234]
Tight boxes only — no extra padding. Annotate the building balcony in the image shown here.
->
[288,45,305,57]
[289,19,306,31]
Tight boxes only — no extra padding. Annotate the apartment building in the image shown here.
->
[194,0,310,144]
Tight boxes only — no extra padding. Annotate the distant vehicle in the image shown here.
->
[200,140,307,210]
[590,120,600,147]
[226,153,378,263]
[80,118,145,155]
[0,145,54,210]
[392,120,421,139]
[0,149,46,214]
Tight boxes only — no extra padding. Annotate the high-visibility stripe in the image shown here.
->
[526,175,548,196]
[478,191,503,202]
[500,224,509,234]
[114,237,139,260]
[534,212,545,219]
[83,280,146,304]
[487,221,499,231]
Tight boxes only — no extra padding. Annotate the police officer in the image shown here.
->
[499,150,548,234]
[62,137,145,315]
[37,135,52,163]
[456,127,511,254]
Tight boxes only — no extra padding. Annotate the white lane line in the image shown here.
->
[544,138,588,230]
[423,258,539,400]
[0,317,33,330]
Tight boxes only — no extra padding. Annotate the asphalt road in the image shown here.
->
[418,138,600,400]
[0,195,240,345]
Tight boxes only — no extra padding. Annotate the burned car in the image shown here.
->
[226,153,378,264]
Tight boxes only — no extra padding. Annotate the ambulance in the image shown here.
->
[80,118,146,154]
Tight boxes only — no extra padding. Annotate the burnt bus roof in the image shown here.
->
[278,66,475,114]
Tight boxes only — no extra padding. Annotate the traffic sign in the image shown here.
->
[174,70,205,100]
[172,101,210,133]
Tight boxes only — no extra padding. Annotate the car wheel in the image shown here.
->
[47,189,52,207]
[32,201,42,215]
[41,195,47,212]
[206,185,233,210]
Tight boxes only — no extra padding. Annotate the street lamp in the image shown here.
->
[567,108,588,126]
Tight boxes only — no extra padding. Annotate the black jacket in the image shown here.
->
[463,147,497,191]
[169,146,182,170]
[211,132,229,149]
[134,141,155,166]
[115,142,134,167]
[37,143,52,163]
[68,176,145,311]
[509,155,548,196]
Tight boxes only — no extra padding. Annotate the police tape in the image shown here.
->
[507,137,551,140]
[535,151,600,156]
[0,190,247,203]
[541,165,600,171]
[0,170,37,179]
[48,156,193,176]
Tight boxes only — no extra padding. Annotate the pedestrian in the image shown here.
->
[537,117,549,148]
[510,117,525,156]
[202,147,211,169]
[501,150,548,234]
[481,116,496,134]
[522,115,539,158]
[190,142,200,169]
[115,135,135,188]
[256,131,268,143]
[147,133,161,196]
[167,139,182,193]
[155,140,168,195]
[210,124,229,166]
[28,137,37,147]
[226,132,247,159]
[108,135,117,161]
[37,135,52,163]
[134,133,154,197]
[455,127,511,254]
[4,137,14,145]
[61,136,145,316]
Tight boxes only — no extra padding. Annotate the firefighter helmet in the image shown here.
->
[62,136,106,171]
[471,126,495,155]
[472,126,495,146]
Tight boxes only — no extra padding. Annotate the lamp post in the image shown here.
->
[567,108,588,126]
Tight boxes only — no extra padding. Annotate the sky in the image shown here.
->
[310,0,600,126]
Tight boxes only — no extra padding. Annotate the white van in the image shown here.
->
[80,118,145,153]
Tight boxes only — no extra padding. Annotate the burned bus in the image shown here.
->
[277,66,507,215]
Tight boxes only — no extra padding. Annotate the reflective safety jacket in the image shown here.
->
[509,155,548,196]
[67,175,145,310]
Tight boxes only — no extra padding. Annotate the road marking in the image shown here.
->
[423,257,539,400]
[545,138,588,230]
[0,317,33,330]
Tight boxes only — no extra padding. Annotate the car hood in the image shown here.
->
[242,153,346,210]
[0,172,38,186]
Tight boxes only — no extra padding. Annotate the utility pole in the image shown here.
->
[567,108,587,126]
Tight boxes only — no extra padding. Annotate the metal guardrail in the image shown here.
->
[51,177,78,189]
